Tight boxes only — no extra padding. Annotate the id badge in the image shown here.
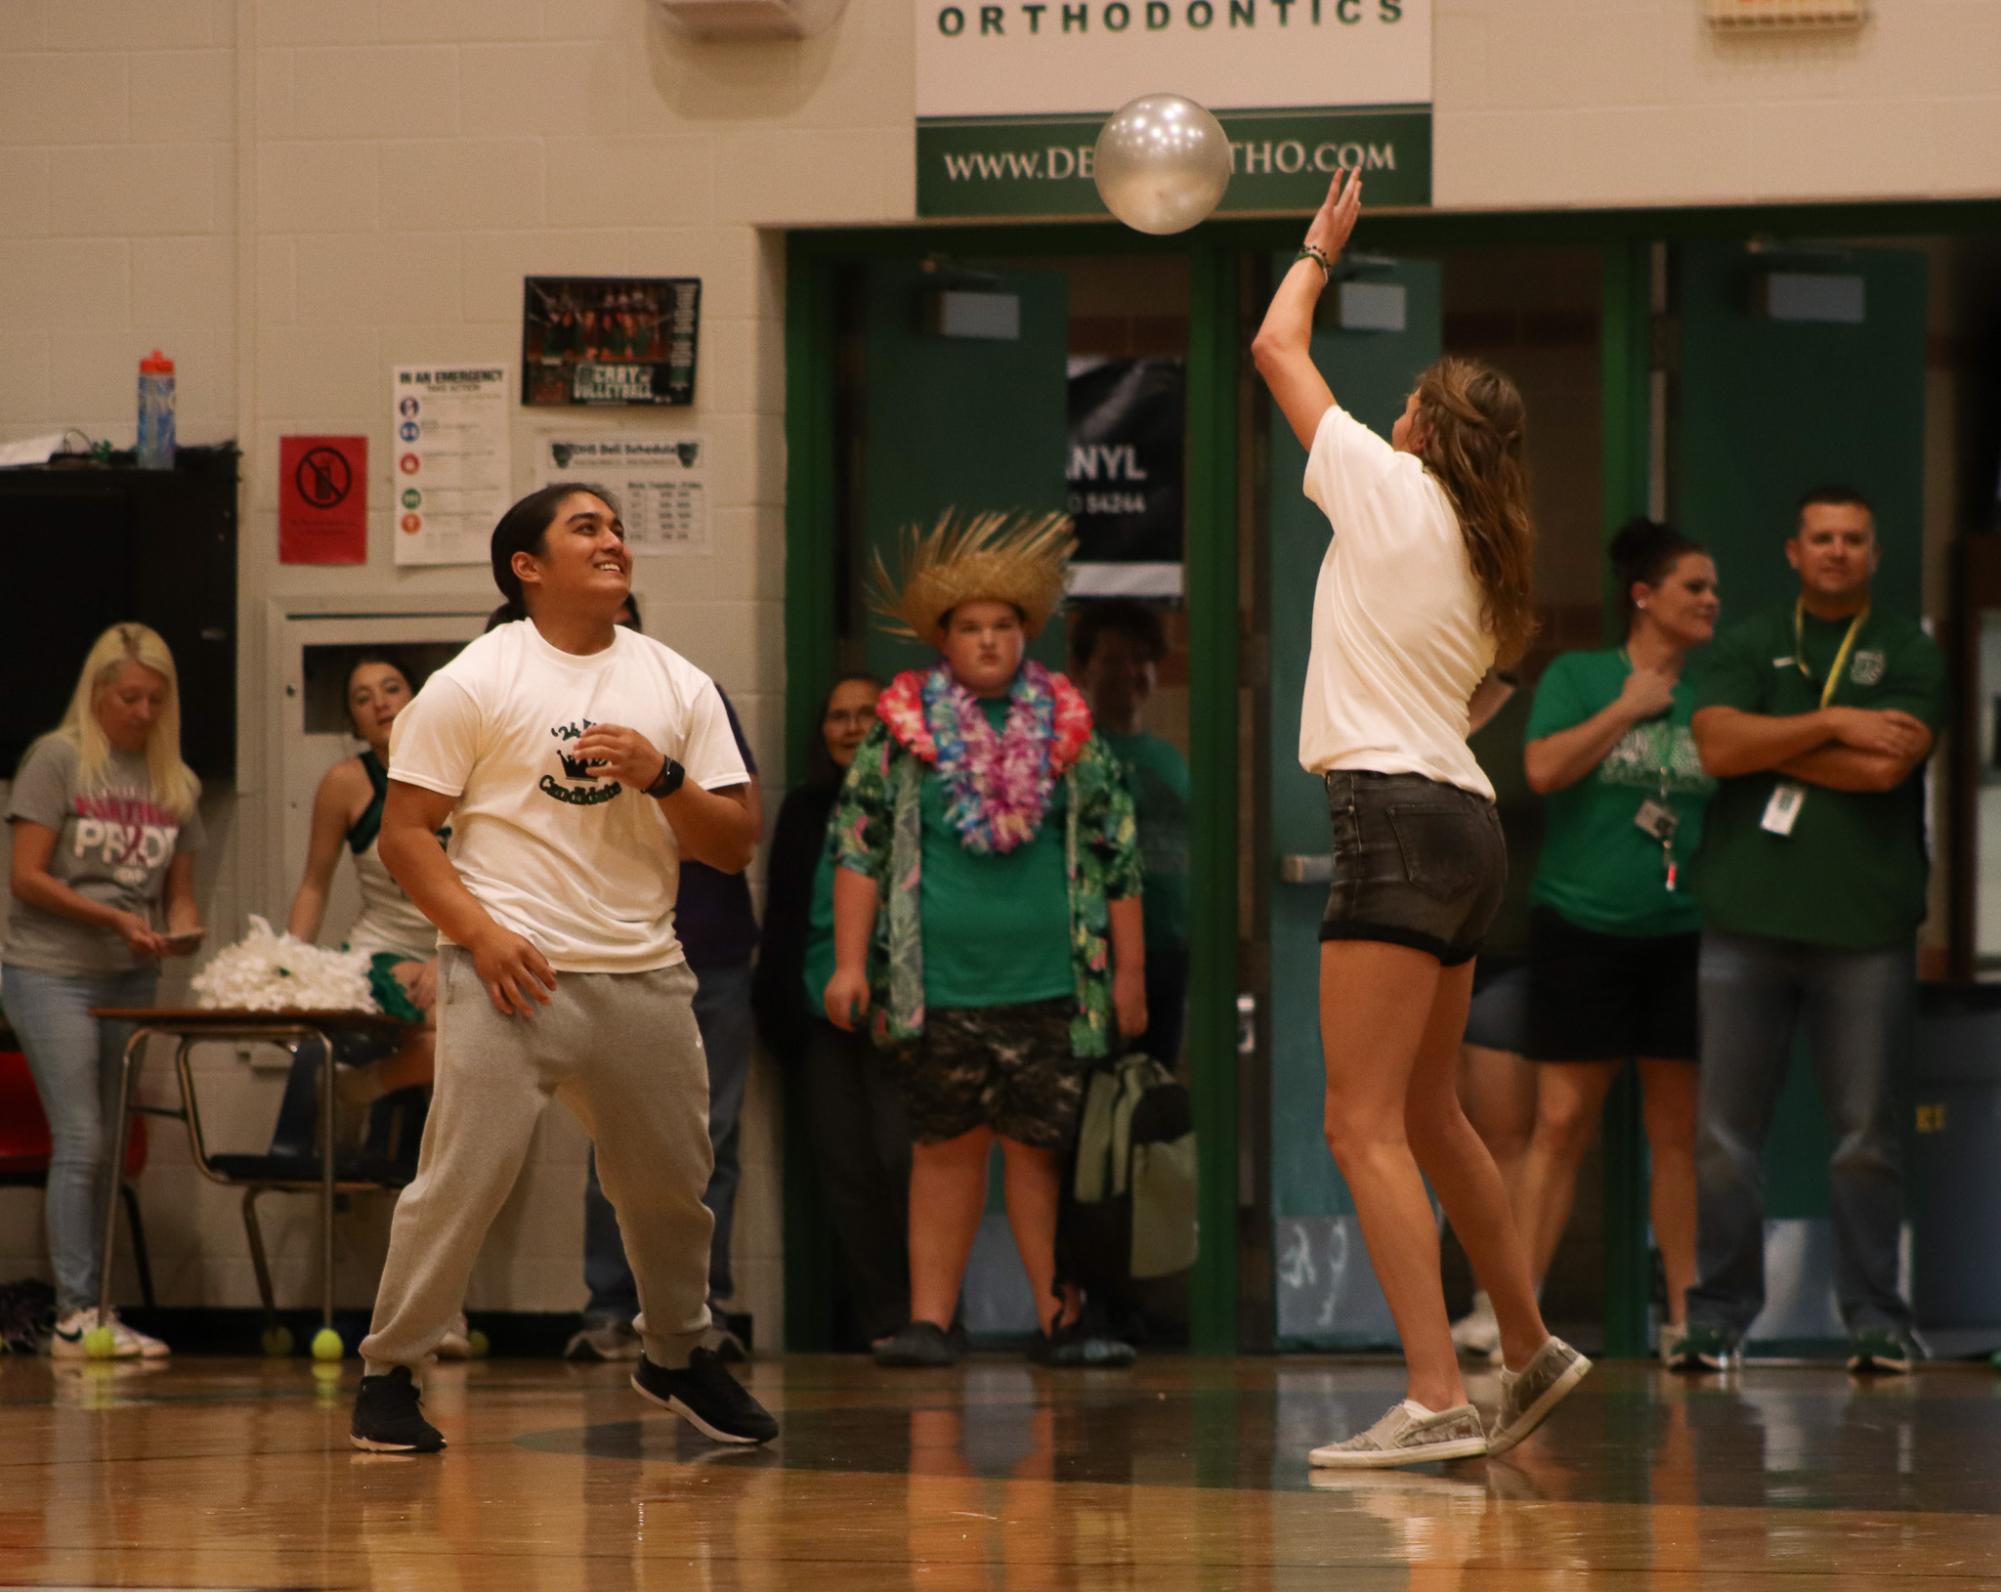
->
[1761,781,1806,837]
[1634,798,1679,843]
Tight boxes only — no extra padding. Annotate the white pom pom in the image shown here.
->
[191,915,380,1013]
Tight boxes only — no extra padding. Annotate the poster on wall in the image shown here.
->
[279,434,368,565]
[914,0,1432,219]
[390,365,512,567]
[523,277,701,407]
[1067,358,1184,598]
[533,435,711,555]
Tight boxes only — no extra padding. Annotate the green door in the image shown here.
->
[1672,239,1927,1345]
[1261,256,1444,1347]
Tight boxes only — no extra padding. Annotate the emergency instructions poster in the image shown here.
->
[391,364,512,567]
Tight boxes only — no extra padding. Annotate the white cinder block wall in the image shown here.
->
[1,0,1997,1337]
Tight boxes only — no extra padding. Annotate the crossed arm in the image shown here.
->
[1691,704,1934,793]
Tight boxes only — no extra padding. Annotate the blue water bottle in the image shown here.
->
[136,348,176,468]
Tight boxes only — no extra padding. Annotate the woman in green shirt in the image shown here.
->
[1515,519,1718,1362]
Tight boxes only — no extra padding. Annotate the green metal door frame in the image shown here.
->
[780,195,1999,1354]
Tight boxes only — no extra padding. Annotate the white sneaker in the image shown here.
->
[1448,1291,1499,1358]
[1658,1322,1690,1369]
[1308,1400,1490,1469]
[49,1308,170,1360]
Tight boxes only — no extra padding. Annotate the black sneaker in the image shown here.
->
[350,1365,445,1453]
[1847,1328,1923,1375]
[631,1348,778,1445]
[1027,1321,1138,1368]
[873,1320,961,1368]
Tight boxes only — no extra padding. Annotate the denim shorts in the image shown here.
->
[1320,770,1506,967]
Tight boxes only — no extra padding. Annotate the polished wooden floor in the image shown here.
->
[4,1353,1999,1589]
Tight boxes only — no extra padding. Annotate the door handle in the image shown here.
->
[1278,853,1334,885]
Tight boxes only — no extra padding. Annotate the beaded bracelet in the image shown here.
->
[1295,244,1331,281]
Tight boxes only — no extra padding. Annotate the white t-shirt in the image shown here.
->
[387,620,748,973]
[1297,404,1498,800]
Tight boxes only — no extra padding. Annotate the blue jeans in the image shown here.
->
[584,960,753,1323]
[3,962,158,1315]
[1687,931,1915,1338]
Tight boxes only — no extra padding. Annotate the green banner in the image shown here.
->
[917,105,1429,219]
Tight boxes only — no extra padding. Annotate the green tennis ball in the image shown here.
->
[310,1327,344,1362]
[466,1329,490,1359]
[83,1325,119,1359]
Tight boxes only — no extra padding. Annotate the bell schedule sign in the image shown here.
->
[916,0,1432,219]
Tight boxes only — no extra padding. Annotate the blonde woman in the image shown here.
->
[1253,169,1588,1467]
[5,624,204,1359]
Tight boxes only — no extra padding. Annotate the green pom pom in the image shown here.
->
[466,1328,490,1359]
[83,1325,118,1359]
[310,1326,344,1362]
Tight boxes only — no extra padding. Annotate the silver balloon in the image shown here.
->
[1093,93,1232,236]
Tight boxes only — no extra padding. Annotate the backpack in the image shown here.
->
[1067,1050,1198,1286]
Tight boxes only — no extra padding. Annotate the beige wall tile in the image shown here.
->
[254,0,381,48]
[460,41,628,137]
[380,0,545,46]
[0,333,51,421]
[377,138,545,233]
[291,45,462,140]
[45,0,221,52]
[256,140,381,232]
[0,238,130,329]
[541,134,714,229]
[130,48,237,143]
[0,150,50,237]
[460,227,632,323]
[295,230,463,327]
[0,53,130,145]
[131,235,238,327]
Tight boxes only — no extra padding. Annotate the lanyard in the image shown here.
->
[1794,599,1869,711]
[1620,649,1679,890]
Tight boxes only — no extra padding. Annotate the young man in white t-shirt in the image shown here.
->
[349,483,777,1453]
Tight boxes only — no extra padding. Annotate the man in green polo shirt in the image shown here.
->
[1676,486,1945,1376]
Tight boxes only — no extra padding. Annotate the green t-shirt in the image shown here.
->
[1526,649,1714,938]
[1692,601,1946,950]
[918,698,1073,1009]
[1099,730,1189,954]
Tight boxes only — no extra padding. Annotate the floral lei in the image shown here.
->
[876,660,1092,854]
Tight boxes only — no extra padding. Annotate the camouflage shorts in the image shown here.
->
[902,997,1085,1149]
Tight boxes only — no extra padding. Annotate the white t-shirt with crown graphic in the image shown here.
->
[387,619,747,973]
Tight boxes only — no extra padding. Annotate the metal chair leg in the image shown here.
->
[95,1030,149,1332]
[119,1184,156,1310]
[241,1185,279,1330]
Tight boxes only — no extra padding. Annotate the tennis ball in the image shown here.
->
[310,1327,344,1362]
[466,1329,490,1359]
[83,1325,118,1360]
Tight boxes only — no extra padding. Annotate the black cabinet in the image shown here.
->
[0,445,238,780]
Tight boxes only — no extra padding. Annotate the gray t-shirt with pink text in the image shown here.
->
[4,736,204,975]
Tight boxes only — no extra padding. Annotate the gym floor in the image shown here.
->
[5,1355,1997,1587]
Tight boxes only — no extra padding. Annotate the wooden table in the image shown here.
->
[88,1007,407,1351]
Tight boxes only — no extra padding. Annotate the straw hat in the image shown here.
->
[869,509,1077,640]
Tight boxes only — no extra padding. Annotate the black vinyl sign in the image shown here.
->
[1067,357,1184,597]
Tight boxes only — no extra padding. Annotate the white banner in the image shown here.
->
[915,0,1431,119]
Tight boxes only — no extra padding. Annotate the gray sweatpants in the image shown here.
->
[360,948,714,1375]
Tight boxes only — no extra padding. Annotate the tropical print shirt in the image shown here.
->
[827,714,1143,1058]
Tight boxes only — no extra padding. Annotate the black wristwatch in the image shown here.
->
[644,754,686,799]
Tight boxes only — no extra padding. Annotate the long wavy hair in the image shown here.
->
[1410,357,1537,667]
[40,622,199,818]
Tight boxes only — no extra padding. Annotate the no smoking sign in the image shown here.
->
[280,435,368,565]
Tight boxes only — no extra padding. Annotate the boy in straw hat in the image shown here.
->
[824,510,1147,1367]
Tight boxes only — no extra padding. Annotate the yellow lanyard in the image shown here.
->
[1794,599,1869,711]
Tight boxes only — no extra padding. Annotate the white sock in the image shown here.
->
[1402,1398,1440,1419]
